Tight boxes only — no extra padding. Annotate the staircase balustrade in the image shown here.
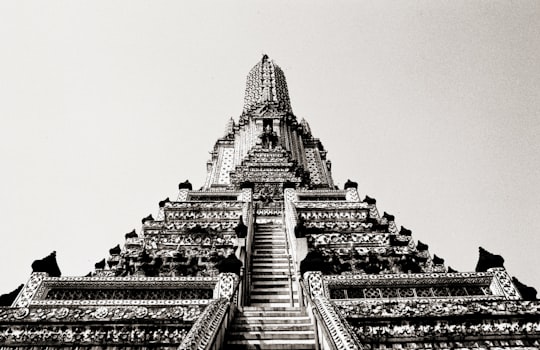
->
[300,279,363,350]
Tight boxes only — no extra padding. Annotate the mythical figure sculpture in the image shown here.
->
[260,124,278,149]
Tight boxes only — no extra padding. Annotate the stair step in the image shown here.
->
[252,268,289,273]
[253,238,285,241]
[250,296,296,303]
[235,315,310,323]
[253,239,285,242]
[252,249,286,252]
[252,254,289,258]
[251,266,289,271]
[242,305,303,312]
[251,262,289,267]
[252,281,290,287]
[251,299,300,307]
[251,262,289,266]
[250,291,297,296]
[228,330,314,340]
[253,246,286,249]
[253,242,285,245]
[234,317,311,324]
[252,251,287,253]
[236,317,309,323]
[251,276,289,282]
[250,288,291,294]
[251,263,290,267]
[232,324,313,332]
[234,322,310,329]
[250,291,296,298]
[251,272,289,276]
[253,243,286,248]
[237,308,305,313]
[249,290,298,295]
[250,288,291,293]
[251,289,297,294]
[251,286,290,290]
[224,340,315,350]
[251,286,299,292]
[251,257,289,262]
[253,249,287,252]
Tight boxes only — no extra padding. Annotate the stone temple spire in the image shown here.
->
[243,54,292,113]
[3,55,537,350]
[204,55,334,190]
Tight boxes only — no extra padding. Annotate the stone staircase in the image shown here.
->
[224,307,316,349]
[223,215,317,349]
[251,221,297,307]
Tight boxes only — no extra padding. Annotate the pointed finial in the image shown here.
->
[224,117,235,137]
[243,55,292,113]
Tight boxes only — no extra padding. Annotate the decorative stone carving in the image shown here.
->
[304,271,325,298]
[0,304,207,323]
[0,324,190,345]
[335,299,540,319]
[13,272,47,307]
[490,267,521,300]
[240,188,252,202]
[284,188,297,203]
[243,55,292,114]
[350,319,540,341]
[312,297,362,350]
[215,273,238,299]
[345,187,360,202]
[178,298,230,350]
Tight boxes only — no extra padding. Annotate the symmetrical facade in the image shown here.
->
[1,55,538,350]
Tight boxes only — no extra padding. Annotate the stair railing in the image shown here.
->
[300,278,364,350]
[244,201,255,306]
[283,197,303,308]
[179,276,241,350]
[276,200,294,307]
[178,299,233,350]
[298,279,321,350]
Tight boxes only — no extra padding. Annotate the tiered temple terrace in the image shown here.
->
[0,55,538,350]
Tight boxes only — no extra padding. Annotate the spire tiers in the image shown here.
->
[2,55,536,350]
[243,55,292,114]
[203,56,334,191]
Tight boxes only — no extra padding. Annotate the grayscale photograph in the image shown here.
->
[0,1,539,349]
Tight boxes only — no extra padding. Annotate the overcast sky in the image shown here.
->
[1,1,539,295]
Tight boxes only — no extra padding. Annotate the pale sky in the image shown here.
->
[1,1,539,295]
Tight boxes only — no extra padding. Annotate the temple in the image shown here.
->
[1,55,539,349]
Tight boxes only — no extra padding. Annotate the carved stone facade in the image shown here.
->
[1,56,538,349]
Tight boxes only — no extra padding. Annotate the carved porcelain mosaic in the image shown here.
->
[2,55,538,350]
